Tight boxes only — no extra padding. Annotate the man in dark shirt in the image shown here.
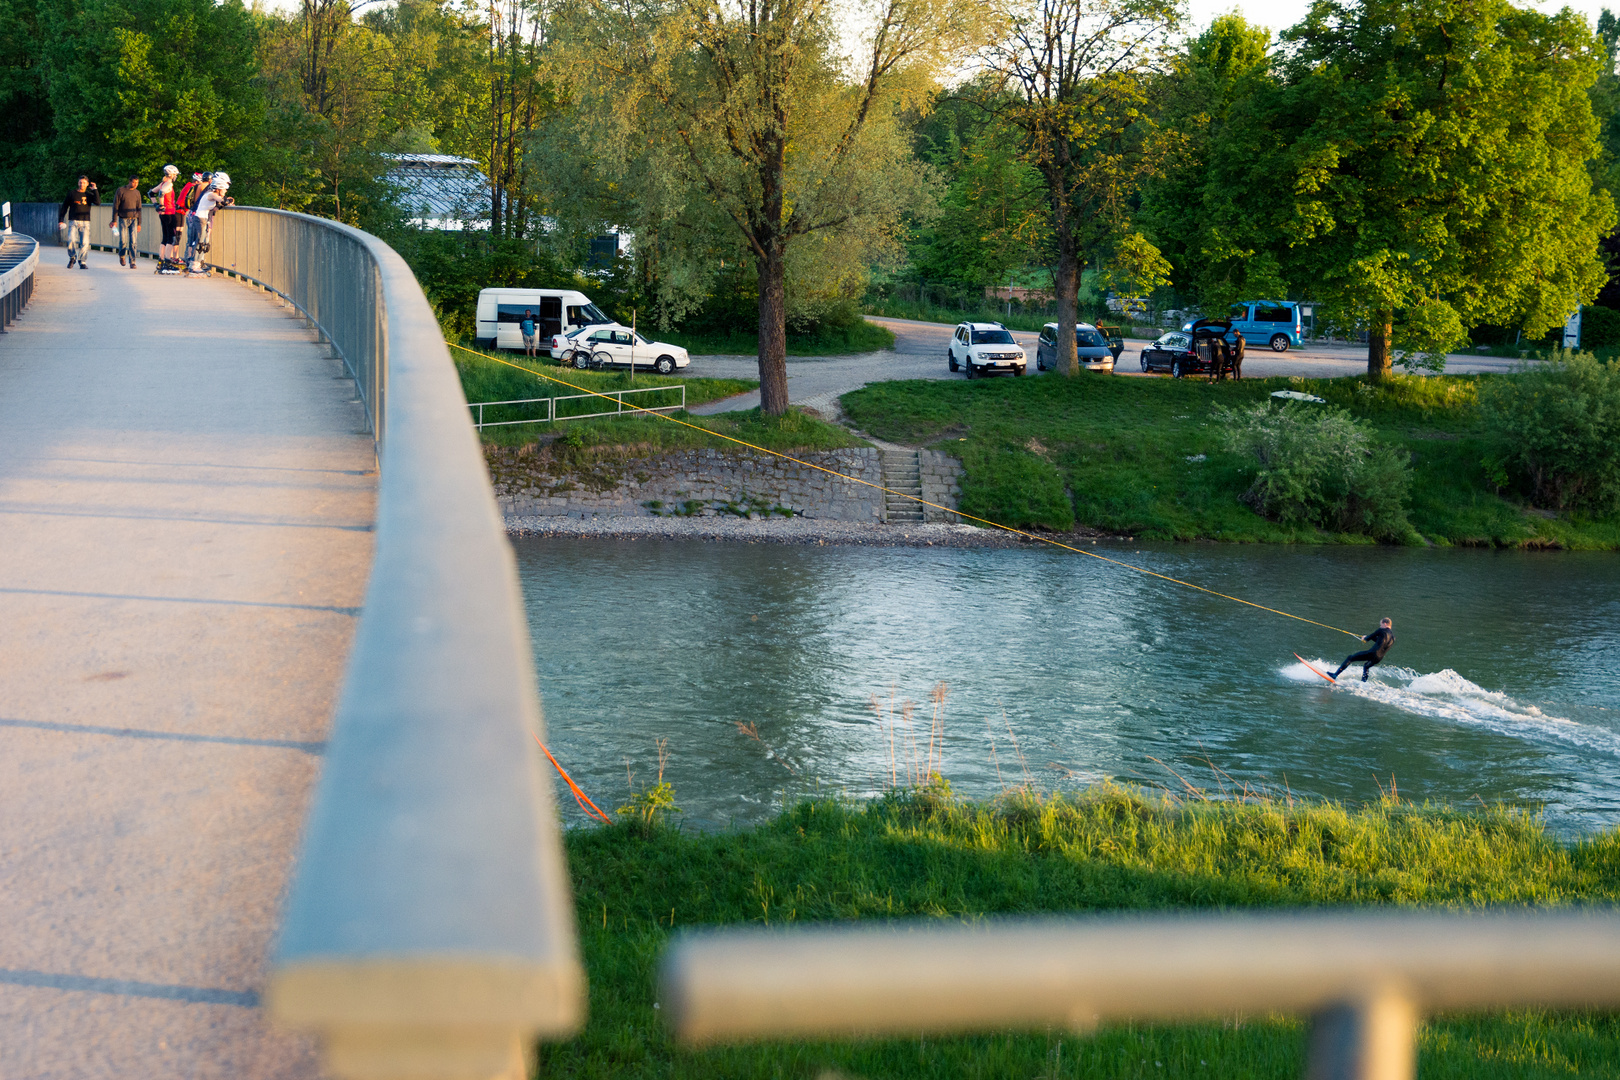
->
[111,175,142,268]
[58,176,99,269]
[1330,618,1395,681]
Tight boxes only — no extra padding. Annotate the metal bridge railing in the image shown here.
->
[173,207,584,1079]
[661,909,1620,1080]
[0,224,39,333]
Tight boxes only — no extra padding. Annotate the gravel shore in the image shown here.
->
[506,513,1128,548]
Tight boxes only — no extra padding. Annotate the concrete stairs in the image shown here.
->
[881,449,924,523]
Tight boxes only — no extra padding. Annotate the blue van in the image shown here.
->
[1228,301,1304,351]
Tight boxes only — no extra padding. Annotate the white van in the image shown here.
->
[475,288,612,354]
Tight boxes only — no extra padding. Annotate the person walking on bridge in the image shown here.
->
[58,175,99,269]
[111,174,143,268]
[148,165,181,264]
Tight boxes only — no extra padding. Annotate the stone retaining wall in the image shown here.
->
[915,452,964,522]
[488,445,962,522]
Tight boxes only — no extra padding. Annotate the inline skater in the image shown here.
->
[186,172,232,275]
[147,165,182,266]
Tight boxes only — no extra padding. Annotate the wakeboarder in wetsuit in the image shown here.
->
[1330,619,1394,681]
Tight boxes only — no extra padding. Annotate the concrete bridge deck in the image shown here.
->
[0,258,376,1078]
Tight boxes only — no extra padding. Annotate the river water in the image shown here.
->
[515,538,1620,835]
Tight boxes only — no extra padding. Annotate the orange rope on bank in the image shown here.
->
[533,732,612,822]
[452,341,1362,640]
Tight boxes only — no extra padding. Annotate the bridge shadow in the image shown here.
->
[0,967,260,1007]
[0,716,325,753]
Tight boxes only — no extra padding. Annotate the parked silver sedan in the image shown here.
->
[1034,323,1117,371]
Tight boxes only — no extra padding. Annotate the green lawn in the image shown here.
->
[456,345,864,465]
[838,371,1620,548]
[538,788,1620,1079]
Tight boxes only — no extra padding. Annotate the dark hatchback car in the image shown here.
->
[1140,319,1243,378]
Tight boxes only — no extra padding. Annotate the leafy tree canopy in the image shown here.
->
[1203,0,1615,375]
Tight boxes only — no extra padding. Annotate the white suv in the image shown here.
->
[947,322,1026,378]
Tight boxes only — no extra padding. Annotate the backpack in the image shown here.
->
[179,180,206,213]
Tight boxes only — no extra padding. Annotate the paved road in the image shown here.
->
[687,315,1521,415]
[0,258,375,1078]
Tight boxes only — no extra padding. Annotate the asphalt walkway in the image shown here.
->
[0,256,376,1078]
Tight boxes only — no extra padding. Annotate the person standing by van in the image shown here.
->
[58,175,99,269]
[148,165,181,264]
[111,175,143,268]
[520,310,538,356]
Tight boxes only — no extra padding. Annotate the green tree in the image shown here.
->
[908,83,1048,287]
[0,0,52,195]
[982,0,1182,376]
[256,0,394,220]
[1137,13,1271,308]
[548,0,979,415]
[1206,0,1615,378]
[36,0,262,195]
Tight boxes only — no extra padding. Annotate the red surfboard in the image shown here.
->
[1293,653,1337,684]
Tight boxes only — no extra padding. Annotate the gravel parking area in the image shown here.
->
[684,316,1523,416]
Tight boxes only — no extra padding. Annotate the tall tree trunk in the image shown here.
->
[1049,168,1079,377]
[1053,249,1080,377]
[1367,309,1394,380]
[757,242,789,416]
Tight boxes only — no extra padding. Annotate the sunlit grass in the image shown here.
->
[539,787,1620,1079]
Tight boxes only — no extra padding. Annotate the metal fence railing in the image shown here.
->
[470,383,686,430]
[0,226,39,333]
[662,910,1620,1080]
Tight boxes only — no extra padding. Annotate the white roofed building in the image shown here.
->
[383,153,489,230]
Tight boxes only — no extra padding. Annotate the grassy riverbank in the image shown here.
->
[839,372,1620,548]
[538,788,1620,1079]
[455,347,863,458]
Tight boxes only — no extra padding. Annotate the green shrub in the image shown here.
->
[1481,352,1620,513]
[1580,305,1620,350]
[1215,402,1413,539]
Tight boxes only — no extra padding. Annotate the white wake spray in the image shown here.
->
[1283,660,1620,757]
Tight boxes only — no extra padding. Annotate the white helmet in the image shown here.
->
[210,171,230,189]
[163,164,178,176]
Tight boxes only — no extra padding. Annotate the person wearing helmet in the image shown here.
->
[148,165,182,264]
[186,171,233,274]
[179,172,210,271]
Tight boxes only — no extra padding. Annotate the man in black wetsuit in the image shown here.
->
[1331,618,1395,681]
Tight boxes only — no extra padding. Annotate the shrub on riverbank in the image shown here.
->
[1215,402,1414,540]
[539,788,1620,1079]
[839,372,1620,548]
[1482,354,1620,515]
